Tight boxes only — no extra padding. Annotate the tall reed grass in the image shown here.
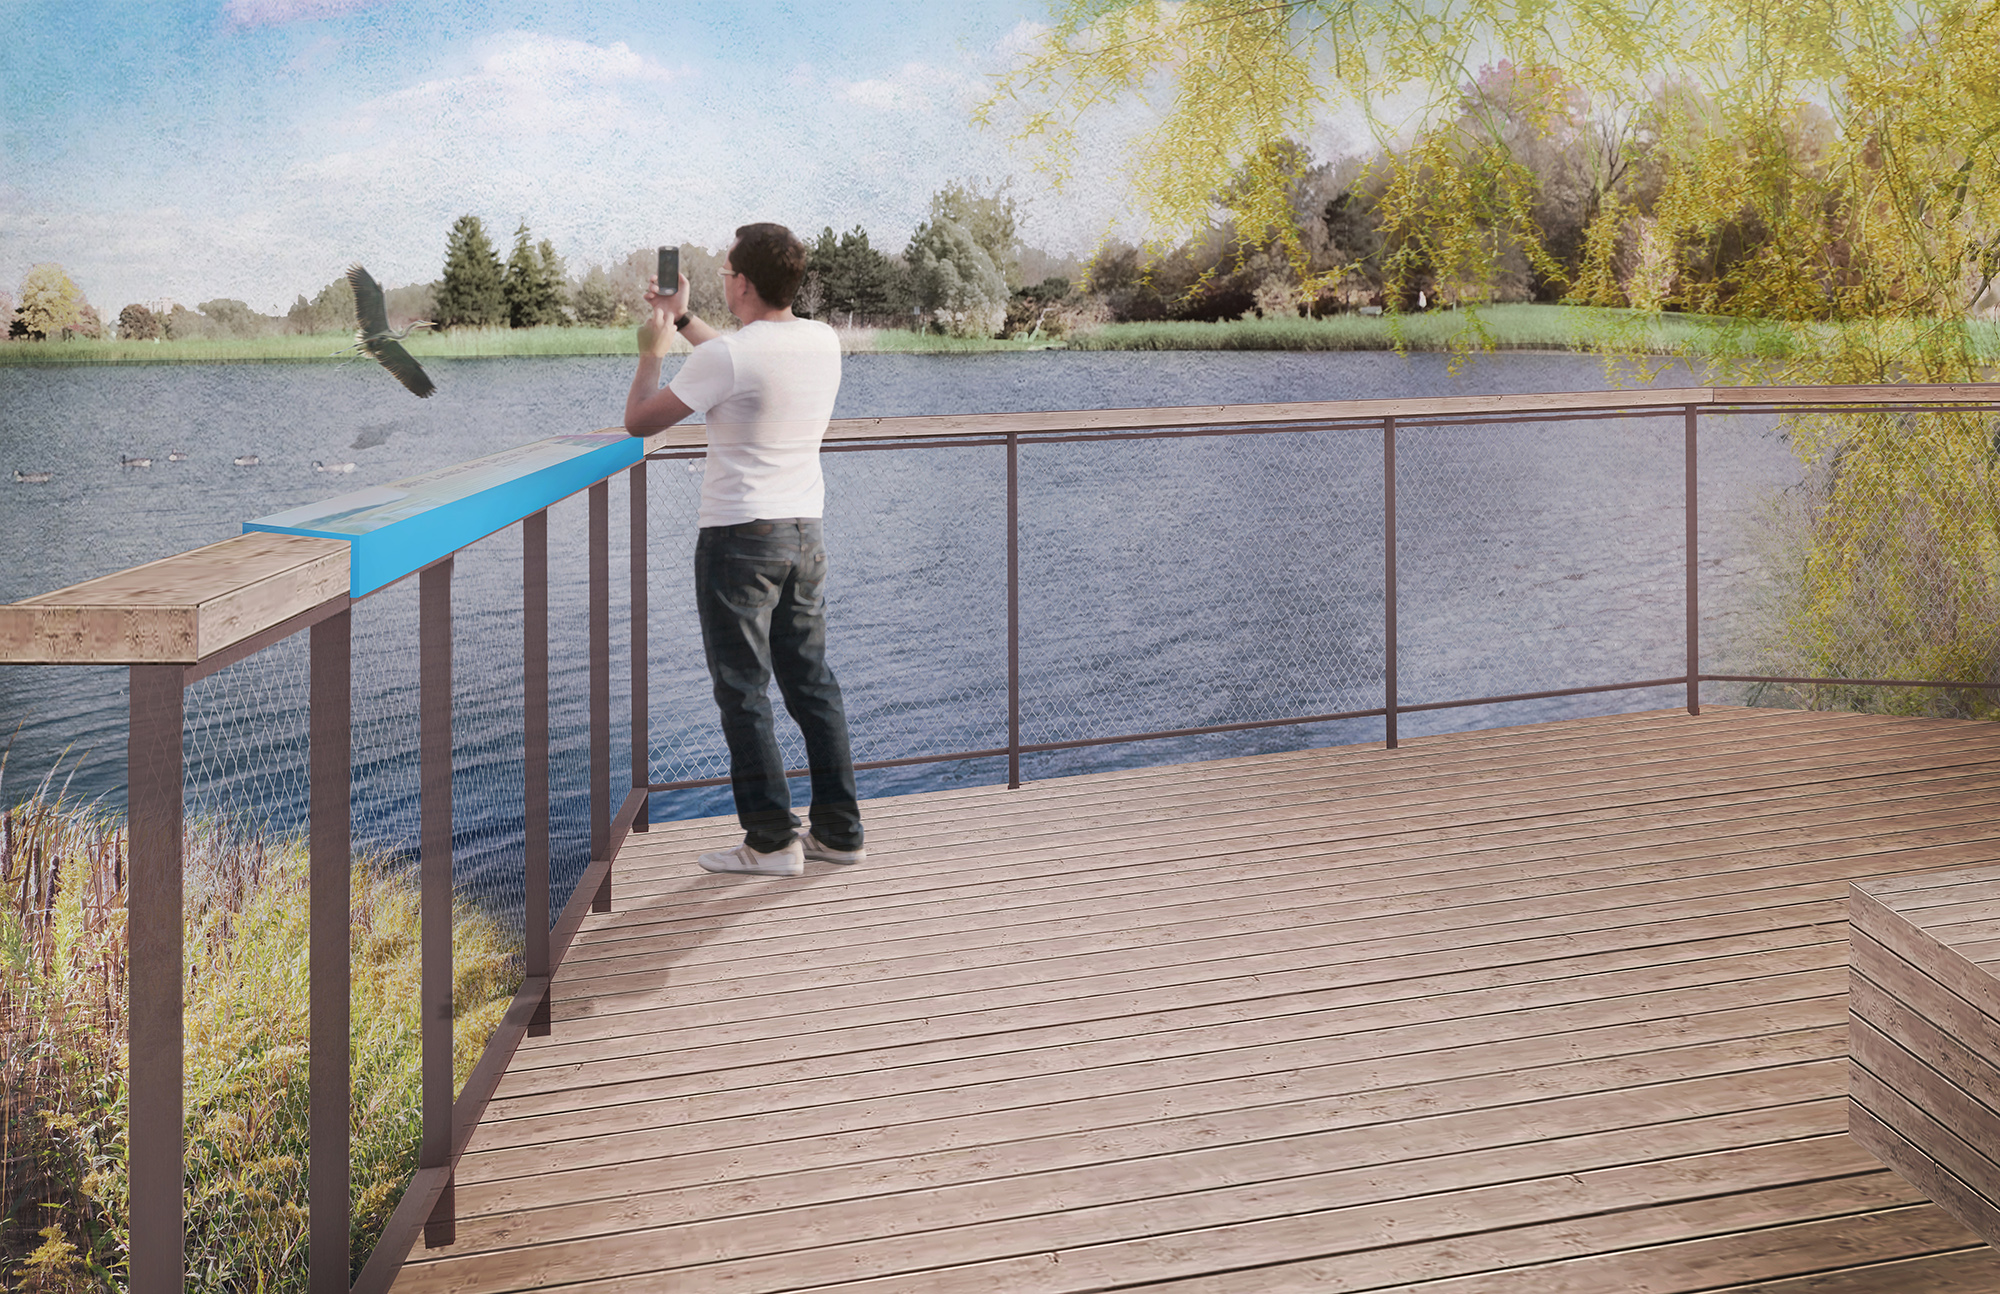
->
[2,764,519,1290]
[1062,304,1673,353]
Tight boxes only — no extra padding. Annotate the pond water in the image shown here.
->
[0,350,1802,923]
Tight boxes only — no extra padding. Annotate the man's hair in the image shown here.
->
[730,223,808,308]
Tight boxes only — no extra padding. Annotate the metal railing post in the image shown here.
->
[1686,405,1701,716]
[1384,417,1399,750]
[589,480,611,910]
[309,610,352,1292]
[1007,432,1021,789]
[524,511,551,1037]
[419,557,455,1247]
[127,663,184,1294]
[630,463,649,832]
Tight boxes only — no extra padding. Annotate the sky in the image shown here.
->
[0,0,1183,319]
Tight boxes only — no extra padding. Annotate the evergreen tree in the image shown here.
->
[535,238,570,325]
[806,225,897,324]
[435,214,505,329]
[503,222,568,327]
[571,264,622,327]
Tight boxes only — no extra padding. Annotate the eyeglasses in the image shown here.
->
[719,268,742,280]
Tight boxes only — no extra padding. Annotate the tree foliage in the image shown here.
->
[116,303,162,341]
[194,299,277,340]
[804,226,902,324]
[504,223,569,328]
[991,0,2000,705]
[570,264,623,328]
[989,0,2000,359]
[604,244,730,327]
[906,217,1009,336]
[928,180,1024,291]
[288,275,356,335]
[434,214,506,329]
[14,264,87,340]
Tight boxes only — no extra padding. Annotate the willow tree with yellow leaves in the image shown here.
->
[987,0,2000,712]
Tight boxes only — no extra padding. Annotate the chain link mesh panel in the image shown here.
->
[643,454,720,802]
[823,445,1008,778]
[545,481,631,911]
[174,635,328,1282]
[644,447,1010,820]
[1394,416,1688,733]
[446,525,530,940]
[1709,407,2000,715]
[1016,426,1385,777]
[184,633,311,837]
[1695,410,1802,707]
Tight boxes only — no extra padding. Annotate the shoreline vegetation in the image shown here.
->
[6,304,1998,366]
[1,773,520,1290]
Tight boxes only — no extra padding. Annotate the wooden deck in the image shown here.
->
[393,706,2000,1292]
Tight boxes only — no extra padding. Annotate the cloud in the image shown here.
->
[225,0,392,28]
[832,62,982,116]
[995,18,1052,58]
[344,31,678,138]
[1,21,1132,317]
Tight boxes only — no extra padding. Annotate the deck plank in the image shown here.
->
[390,707,2000,1293]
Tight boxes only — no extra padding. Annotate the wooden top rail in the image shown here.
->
[636,381,2000,450]
[0,531,348,664]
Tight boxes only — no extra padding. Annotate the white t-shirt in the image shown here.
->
[668,318,843,528]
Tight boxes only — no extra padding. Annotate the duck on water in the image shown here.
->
[14,469,52,483]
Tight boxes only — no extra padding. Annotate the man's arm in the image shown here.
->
[624,274,720,436]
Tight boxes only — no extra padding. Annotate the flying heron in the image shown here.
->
[343,263,436,398]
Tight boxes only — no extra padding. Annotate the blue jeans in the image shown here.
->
[694,518,863,853]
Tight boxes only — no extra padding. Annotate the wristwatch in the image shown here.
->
[674,312,691,330]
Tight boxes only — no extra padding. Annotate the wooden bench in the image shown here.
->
[1850,864,2000,1246]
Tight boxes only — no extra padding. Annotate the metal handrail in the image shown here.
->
[642,387,2000,799]
[6,380,2000,1290]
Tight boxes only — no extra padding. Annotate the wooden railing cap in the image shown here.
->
[0,531,349,664]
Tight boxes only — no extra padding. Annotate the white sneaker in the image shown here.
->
[697,840,804,877]
[800,831,866,865]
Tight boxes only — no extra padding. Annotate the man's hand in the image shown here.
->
[637,271,691,358]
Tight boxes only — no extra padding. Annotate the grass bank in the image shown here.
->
[7,307,1999,365]
[2,774,519,1289]
[0,324,1054,365]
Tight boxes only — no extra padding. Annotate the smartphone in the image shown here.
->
[657,246,679,294]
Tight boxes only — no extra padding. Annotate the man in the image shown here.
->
[624,223,864,877]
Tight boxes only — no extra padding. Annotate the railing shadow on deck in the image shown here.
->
[3,381,2000,1291]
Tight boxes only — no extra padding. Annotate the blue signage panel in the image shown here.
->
[244,431,643,595]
